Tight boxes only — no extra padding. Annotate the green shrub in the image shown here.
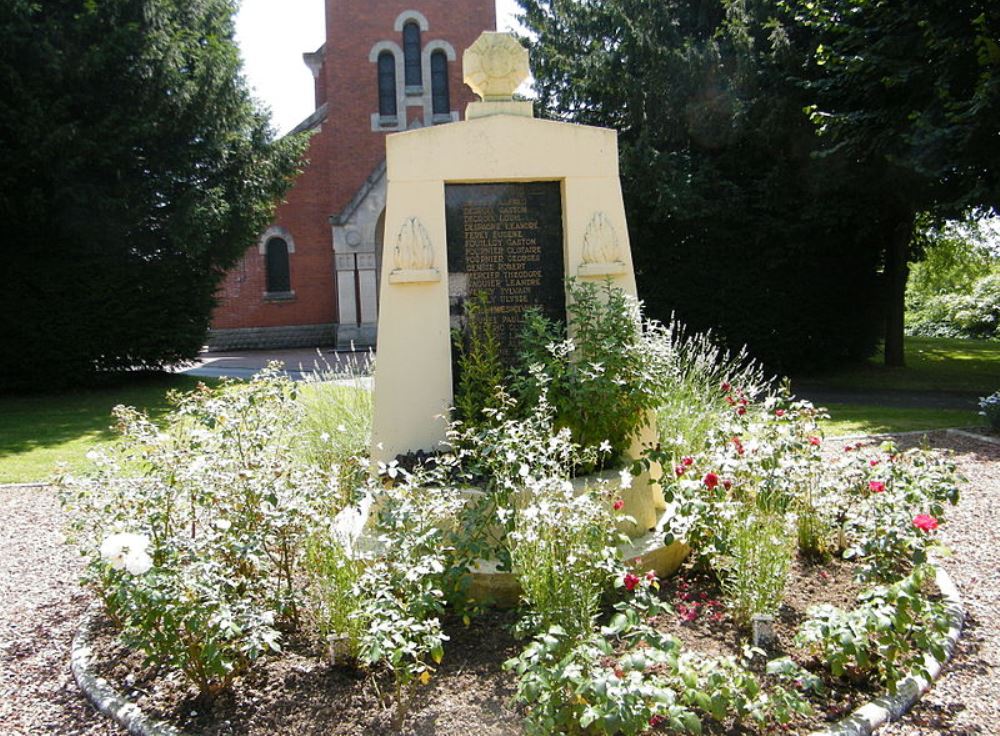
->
[60,368,343,696]
[509,480,619,640]
[297,352,373,488]
[646,320,769,459]
[301,531,365,664]
[796,564,952,692]
[452,291,505,426]
[512,279,662,462]
[717,512,794,626]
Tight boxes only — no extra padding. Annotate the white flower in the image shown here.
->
[598,440,613,454]
[319,432,331,443]
[214,519,232,531]
[337,424,347,433]
[123,550,153,575]
[100,533,153,576]
[619,468,633,490]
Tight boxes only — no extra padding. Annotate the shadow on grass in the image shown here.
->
[0,373,218,460]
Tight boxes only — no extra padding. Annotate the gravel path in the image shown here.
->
[878,431,1000,735]
[0,486,122,736]
[0,430,996,736]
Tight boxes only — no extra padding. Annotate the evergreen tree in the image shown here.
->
[517,0,887,371]
[0,0,307,389]
[788,0,1000,364]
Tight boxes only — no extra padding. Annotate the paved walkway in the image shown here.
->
[176,348,981,414]
[174,347,373,381]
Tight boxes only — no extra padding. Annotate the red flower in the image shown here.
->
[624,572,641,591]
[913,514,939,532]
[645,569,657,582]
[808,436,821,446]
[674,464,686,478]
[725,395,736,406]
[721,381,732,393]
[722,478,733,491]
[736,406,747,416]
[869,459,880,467]
[703,472,720,489]
[613,498,625,511]
[649,714,665,727]
[682,456,695,467]
[868,480,886,493]
[731,436,745,456]
[775,409,786,417]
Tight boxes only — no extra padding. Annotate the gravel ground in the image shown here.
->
[0,429,996,736]
[0,485,122,736]
[878,431,1000,736]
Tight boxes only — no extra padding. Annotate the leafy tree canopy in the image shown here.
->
[516,0,886,371]
[0,0,307,389]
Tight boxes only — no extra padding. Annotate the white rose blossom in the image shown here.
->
[100,532,153,576]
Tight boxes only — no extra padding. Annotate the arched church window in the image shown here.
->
[431,50,450,115]
[265,237,291,293]
[377,52,397,117]
[403,22,422,88]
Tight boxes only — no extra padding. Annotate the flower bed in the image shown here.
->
[59,286,965,736]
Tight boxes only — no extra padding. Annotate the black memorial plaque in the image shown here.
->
[445,181,566,374]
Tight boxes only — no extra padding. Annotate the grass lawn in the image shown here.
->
[0,373,217,484]
[821,403,981,437]
[794,336,1000,394]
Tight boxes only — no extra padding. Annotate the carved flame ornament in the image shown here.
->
[582,212,621,264]
[389,217,440,284]
[394,217,434,271]
[579,212,626,277]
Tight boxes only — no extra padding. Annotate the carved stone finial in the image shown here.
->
[582,212,621,264]
[463,32,530,102]
[394,217,434,271]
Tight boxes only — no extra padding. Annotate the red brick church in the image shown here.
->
[209,0,496,350]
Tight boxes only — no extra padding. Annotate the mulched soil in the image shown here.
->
[2,429,997,735]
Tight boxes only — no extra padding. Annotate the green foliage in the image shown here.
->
[355,481,464,728]
[835,443,961,583]
[647,320,768,458]
[452,292,505,426]
[513,280,662,460]
[796,565,952,692]
[0,0,307,389]
[507,581,812,735]
[907,219,1000,339]
[980,391,1000,430]
[717,513,793,626]
[297,353,373,489]
[908,273,1000,340]
[516,0,885,371]
[789,0,1000,216]
[59,368,344,696]
[509,480,620,640]
[301,532,365,664]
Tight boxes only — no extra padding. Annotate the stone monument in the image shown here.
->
[371,32,669,543]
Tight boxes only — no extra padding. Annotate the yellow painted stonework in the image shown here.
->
[371,33,662,536]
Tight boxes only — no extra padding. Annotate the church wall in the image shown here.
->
[209,0,495,351]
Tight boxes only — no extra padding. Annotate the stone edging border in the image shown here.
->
[71,600,190,736]
[807,562,966,736]
[73,564,964,736]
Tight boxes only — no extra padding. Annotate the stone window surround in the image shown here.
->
[258,226,296,302]
[369,11,458,132]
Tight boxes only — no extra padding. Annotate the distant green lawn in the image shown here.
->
[0,374,216,484]
[821,403,980,438]
[795,336,1000,394]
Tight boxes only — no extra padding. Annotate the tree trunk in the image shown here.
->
[884,215,914,368]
